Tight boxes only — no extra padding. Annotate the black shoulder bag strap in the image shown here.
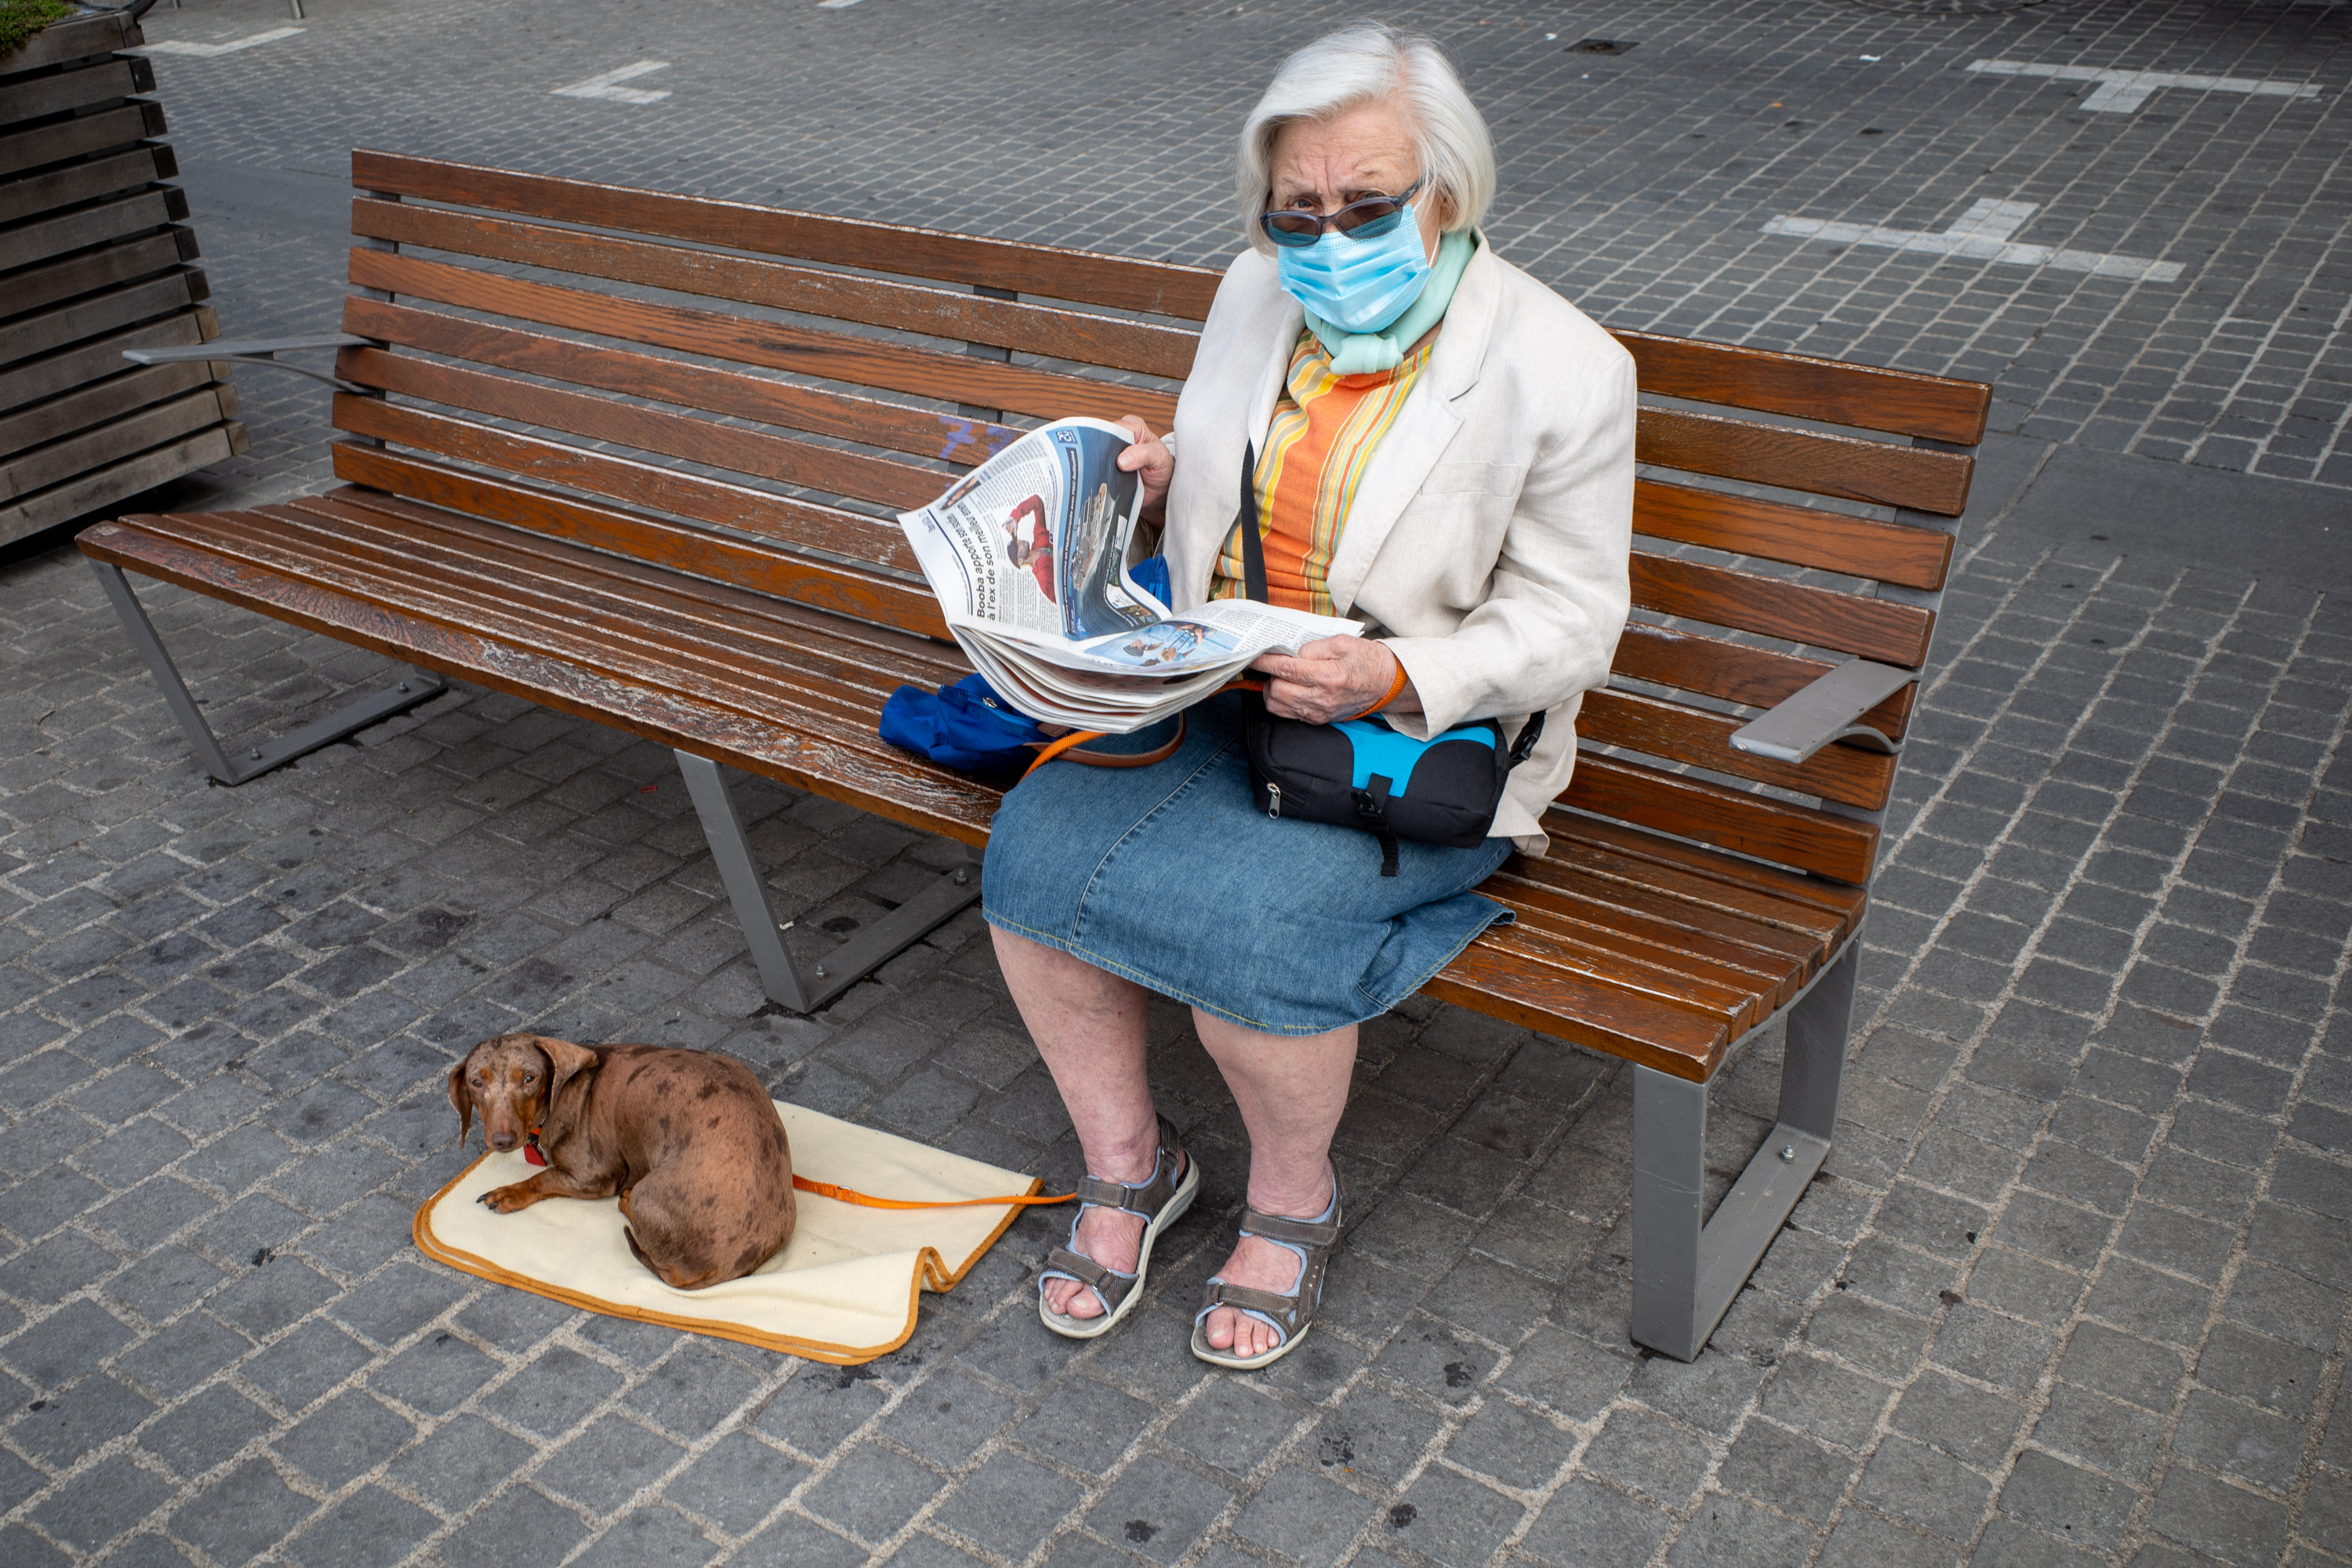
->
[1237,441,1269,604]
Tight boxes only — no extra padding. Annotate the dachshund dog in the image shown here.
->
[448,1033,795,1290]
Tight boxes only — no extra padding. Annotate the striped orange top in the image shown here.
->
[1209,326,1437,616]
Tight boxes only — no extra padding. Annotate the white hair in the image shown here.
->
[1234,23,1497,256]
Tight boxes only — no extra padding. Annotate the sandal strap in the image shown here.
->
[1073,1115,1188,1218]
[1044,1246,1134,1311]
[1201,1279,1307,1327]
[1240,1207,1341,1249]
[1045,1114,1190,1319]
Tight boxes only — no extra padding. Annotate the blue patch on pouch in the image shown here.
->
[1333,718,1495,797]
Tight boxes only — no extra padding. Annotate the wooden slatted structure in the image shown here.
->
[79,152,1990,1358]
[2,9,243,546]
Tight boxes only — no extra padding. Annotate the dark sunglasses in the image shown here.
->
[1259,178,1425,249]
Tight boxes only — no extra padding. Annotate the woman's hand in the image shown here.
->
[1114,417,1174,511]
[1253,637,1416,724]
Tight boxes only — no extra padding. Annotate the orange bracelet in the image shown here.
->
[1342,655,1411,722]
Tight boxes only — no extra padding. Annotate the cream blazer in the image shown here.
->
[1160,241,1635,851]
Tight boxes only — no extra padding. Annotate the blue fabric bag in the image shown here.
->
[879,557,1174,772]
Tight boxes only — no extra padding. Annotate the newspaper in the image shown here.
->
[897,417,1359,731]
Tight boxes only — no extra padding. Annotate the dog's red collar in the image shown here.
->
[524,1127,546,1167]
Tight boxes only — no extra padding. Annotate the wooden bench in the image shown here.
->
[80,150,1989,1361]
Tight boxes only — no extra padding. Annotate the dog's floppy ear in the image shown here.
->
[531,1036,602,1104]
[447,1061,474,1146]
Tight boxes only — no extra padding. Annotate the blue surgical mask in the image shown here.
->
[1273,204,1432,335]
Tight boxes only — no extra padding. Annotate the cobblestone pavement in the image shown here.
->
[123,0,2352,492]
[6,0,2352,1565]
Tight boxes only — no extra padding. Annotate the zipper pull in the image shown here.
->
[1266,782,1282,819]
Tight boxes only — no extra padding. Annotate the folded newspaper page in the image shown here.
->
[898,417,1358,731]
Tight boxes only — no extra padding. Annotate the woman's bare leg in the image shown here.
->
[1192,1011,1356,1359]
[993,927,1163,1319]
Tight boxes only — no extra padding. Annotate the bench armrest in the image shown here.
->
[125,335,370,393]
[1729,658,1916,764]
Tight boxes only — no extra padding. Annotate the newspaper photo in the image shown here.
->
[898,418,1359,731]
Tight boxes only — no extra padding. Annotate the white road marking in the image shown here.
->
[1763,198,2186,283]
[1965,58,2322,114]
[553,60,673,103]
[141,27,304,56]
[817,0,866,9]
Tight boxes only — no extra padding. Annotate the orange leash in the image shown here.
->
[793,1176,1074,1210]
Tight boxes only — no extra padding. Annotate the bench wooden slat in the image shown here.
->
[1638,406,1973,516]
[1494,881,1807,1013]
[330,447,948,637]
[353,198,1202,381]
[343,298,1020,470]
[332,397,914,569]
[136,504,959,751]
[1633,477,1953,592]
[344,348,950,511]
[1580,686,1895,811]
[1506,840,1849,957]
[1547,815,1869,925]
[312,486,958,677]
[1632,552,1934,668]
[1492,859,1831,974]
[347,249,1181,430]
[351,150,1228,320]
[249,499,961,723]
[1425,944,1730,1078]
[1617,330,1991,445]
[1556,756,1878,885]
[1613,622,1916,742]
[1465,918,1762,1033]
[83,519,1007,843]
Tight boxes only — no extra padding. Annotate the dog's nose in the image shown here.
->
[488,1131,518,1151]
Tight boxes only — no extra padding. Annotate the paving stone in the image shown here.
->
[1229,1465,1374,1568]
[1998,1450,2137,1554]
[2147,1464,2288,1566]
[1666,1492,1819,1566]
[801,1442,945,1544]
[1385,1465,1524,1568]
[1083,1455,1234,1565]
[281,1486,441,1568]
[442,1485,591,1568]
[1517,1477,1674,1568]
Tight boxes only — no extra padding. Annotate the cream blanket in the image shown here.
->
[414,1101,1042,1364]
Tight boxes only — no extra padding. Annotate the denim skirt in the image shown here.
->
[982,694,1514,1036]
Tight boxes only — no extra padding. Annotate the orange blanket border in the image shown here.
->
[412,1153,1046,1367]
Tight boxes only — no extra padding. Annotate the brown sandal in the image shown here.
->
[1037,1114,1198,1340]
[1189,1171,1342,1370]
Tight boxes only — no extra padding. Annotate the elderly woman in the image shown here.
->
[982,23,1634,1368]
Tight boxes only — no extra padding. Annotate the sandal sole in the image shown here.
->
[1189,1319,1310,1370]
[1038,1156,1200,1340]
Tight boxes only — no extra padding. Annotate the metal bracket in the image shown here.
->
[89,559,445,785]
[1630,935,1860,1361]
[675,750,983,1013]
[1730,658,1916,764]
[125,335,370,395]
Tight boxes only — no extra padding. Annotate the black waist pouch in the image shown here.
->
[1243,701,1543,874]
[1227,440,1541,876]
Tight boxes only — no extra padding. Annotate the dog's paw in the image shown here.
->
[478,1184,535,1213]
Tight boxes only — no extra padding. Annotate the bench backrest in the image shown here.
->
[329,151,1985,890]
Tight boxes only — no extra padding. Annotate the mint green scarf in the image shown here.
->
[1304,230,1478,376]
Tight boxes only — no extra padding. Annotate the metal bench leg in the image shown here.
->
[675,750,982,1013]
[91,560,445,786]
[1632,936,1859,1360]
